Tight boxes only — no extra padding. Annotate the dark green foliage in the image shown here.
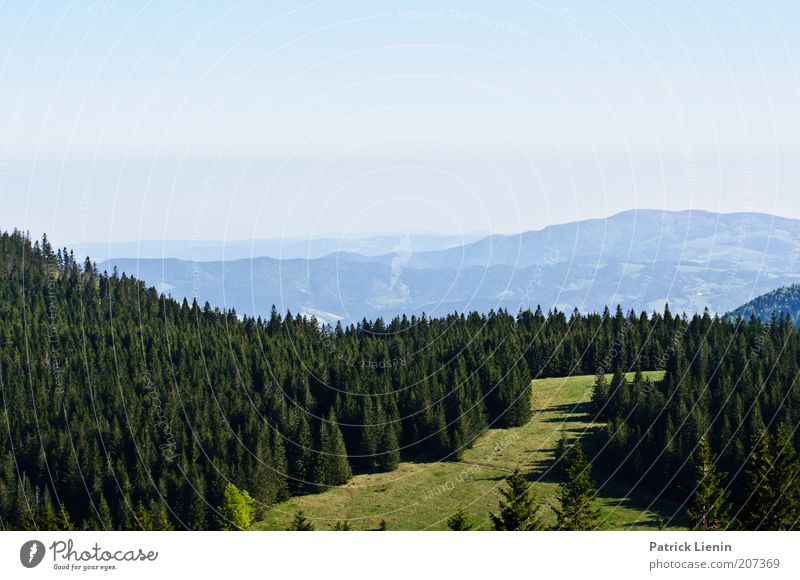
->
[591,305,800,530]
[286,511,315,531]
[313,410,352,488]
[739,429,776,530]
[0,230,593,530]
[554,439,600,530]
[133,502,153,531]
[739,426,800,530]
[490,468,543,531]
[769,424,800,529]
[590,373,609,418]
[333,520,351,530]
[2,230,797,530]
[686,437,731,531]
[446,506,472,530]
[153,506,174,531]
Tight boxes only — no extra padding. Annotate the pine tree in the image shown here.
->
[739,429,775,530]
[286,411,314,494]
[591,373,610,418]
[358,398,379,469]
[38,490,58,530]
[333,520,351,530]
[767,423,800,530]
[57,503,74,531]
[286,510,315,531]
[490,467,543,530]
[554,439,600,530]
[152,503,174,531]
[447,506,472,530]
[97,496,113,529]
[686,436,731,531]
[314,410,352,487]
[133,501,153,530]
[376,420,400,472]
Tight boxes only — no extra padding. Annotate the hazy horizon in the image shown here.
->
[3,2,799,242]
[12,207,800,250]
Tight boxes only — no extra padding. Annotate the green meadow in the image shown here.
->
[254,371,685,531]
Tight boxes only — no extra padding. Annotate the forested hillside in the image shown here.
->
[727,284,800,325]
[2,229,798,530]
[592,312,800,528]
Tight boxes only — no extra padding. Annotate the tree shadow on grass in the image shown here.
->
[593,472,687,529]
[539,401,593,422]
[523,412,686,529]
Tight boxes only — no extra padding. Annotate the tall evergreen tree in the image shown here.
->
[766,423,800,530]
[554,439,600,531]
[152,503,174,531]
[686,436,731,531]
[333,520,351,531]
[133,502,153,531]
[490,468,543,531]
[739,429,775,530]
[286,510,315,531]
[286,412,314,494]
[591,373,610,418]
[314,410,352,487]
[447,506,473,531]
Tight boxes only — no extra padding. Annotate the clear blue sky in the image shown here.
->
[1,1,798,243]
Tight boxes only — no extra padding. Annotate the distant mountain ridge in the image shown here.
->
[99,209,800,324]
[77,232,485,262]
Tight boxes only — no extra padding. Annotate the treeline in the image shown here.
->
[2,229,798,530]
[591,310,800,529]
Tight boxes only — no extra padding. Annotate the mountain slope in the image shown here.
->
[727,284,800,324]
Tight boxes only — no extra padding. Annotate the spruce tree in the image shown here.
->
[591,373,610,418]
[57,503,74,531]
[98,496,113,529]
[133,502,153,530]
[767,423,800,530]
[39,492,58,530]
[286,510,315,531]
[358,398,379,469]
[286,412,314,494]
[554,439,600,530]
[686,436,731,531]
[490,467,543,530]
[376,420,400,472]
[314,410,352,487]
[739,429,775,530]
[447,506,473,530]
[152,503,174,531]
[333,520,351,530]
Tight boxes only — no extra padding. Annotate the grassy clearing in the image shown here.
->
[253,371,684,531]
